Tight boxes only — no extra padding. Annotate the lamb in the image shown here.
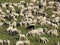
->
[7,26,21,35]
[0,39,3,45]
[37,28,47,34]
[0,22,3,26]
[16,41,24,45]
[47,29,59,37]
[16,40,30,45]
[10,21,17,27]
[51,23,58,29]
[3,40,10,45]
[26,27,47,37]
[18,34,28,41]
[23,40,30,45]
[53,42,60,45]
[6,25,13,34]
[38,37,49,44]
[30,0,36,3]
[1,3,6,9]
[26,29,40,37]
[6,10,10,14]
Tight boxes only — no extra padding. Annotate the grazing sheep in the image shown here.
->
[53,42,60,45]
[18,34,28,41]
[26,24,35,30]
[47,29,59,37]
[38,37,49,44]
[37,28,47,34]
[26,27,47,37]
[3,40,10,45]
[30,0,36,3]
[26,30,41,37]
[7,26,21,35]
[51,23,58,29]
[0,22,3,26]
[0,39,3,45]
[6,25,13,34]
[16,41,24,45]
[10,21,17,27]
[23,40,30,45]
[16,40,30,45]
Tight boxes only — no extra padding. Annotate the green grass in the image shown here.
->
[0,0,29,3]
[0,24,60,45]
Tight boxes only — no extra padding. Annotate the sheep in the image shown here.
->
[0,39,3,45]
[30,0,36,3]
[13,3,18,7]
[51,23,58,29]
[46,0,54,6]
[3,21,10,26]
[16,40,30,45]
[20,1,25,5]
[6,10,10,14]
[54,17,60,23]
[11,27,19,35]
[7,25,21,35]
[27,30,41,37]
[53,42,60,45]
[29,3,33,6]
[19,13,24,17]
[3,40,10,45]
[12,12,19,18]
[37,28,47,34]
[10,21,17,27]
[51,14,55,18]
[0,22,3,26]
[23,40,30,45]
[26,27,47,37]
[6,25,13,34]
[16,41,24,45]
[18,34,28,41]
[1,3,6,9]
[40,0,47,6]
[47,29,59,37]
[26,24,35,30]
[46,5,53,9]
[17,22,23,27]
[38,37,49,44]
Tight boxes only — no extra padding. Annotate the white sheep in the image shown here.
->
[26,29,42,37]
[10,21,17,27]
[38,37,49,44]
[3,40,10,45]
[51,23,58,29]
[47,29,59,37]
[18,34,28,41]
[23,40,30,45]
[16,41,24,45]
[6,10,10,14]
[53,42,60,45]
[30,0,36,3]
[16,40,30,45]
[0,39,3,45]
[38,28,47,34]
[0,22,3,26]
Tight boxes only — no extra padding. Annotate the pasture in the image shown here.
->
[0,0,60,45]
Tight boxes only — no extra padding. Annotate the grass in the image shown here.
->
[0,24,60,45]
[0,0,60,45]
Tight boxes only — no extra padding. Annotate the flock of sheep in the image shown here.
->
[0,0,60,45]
